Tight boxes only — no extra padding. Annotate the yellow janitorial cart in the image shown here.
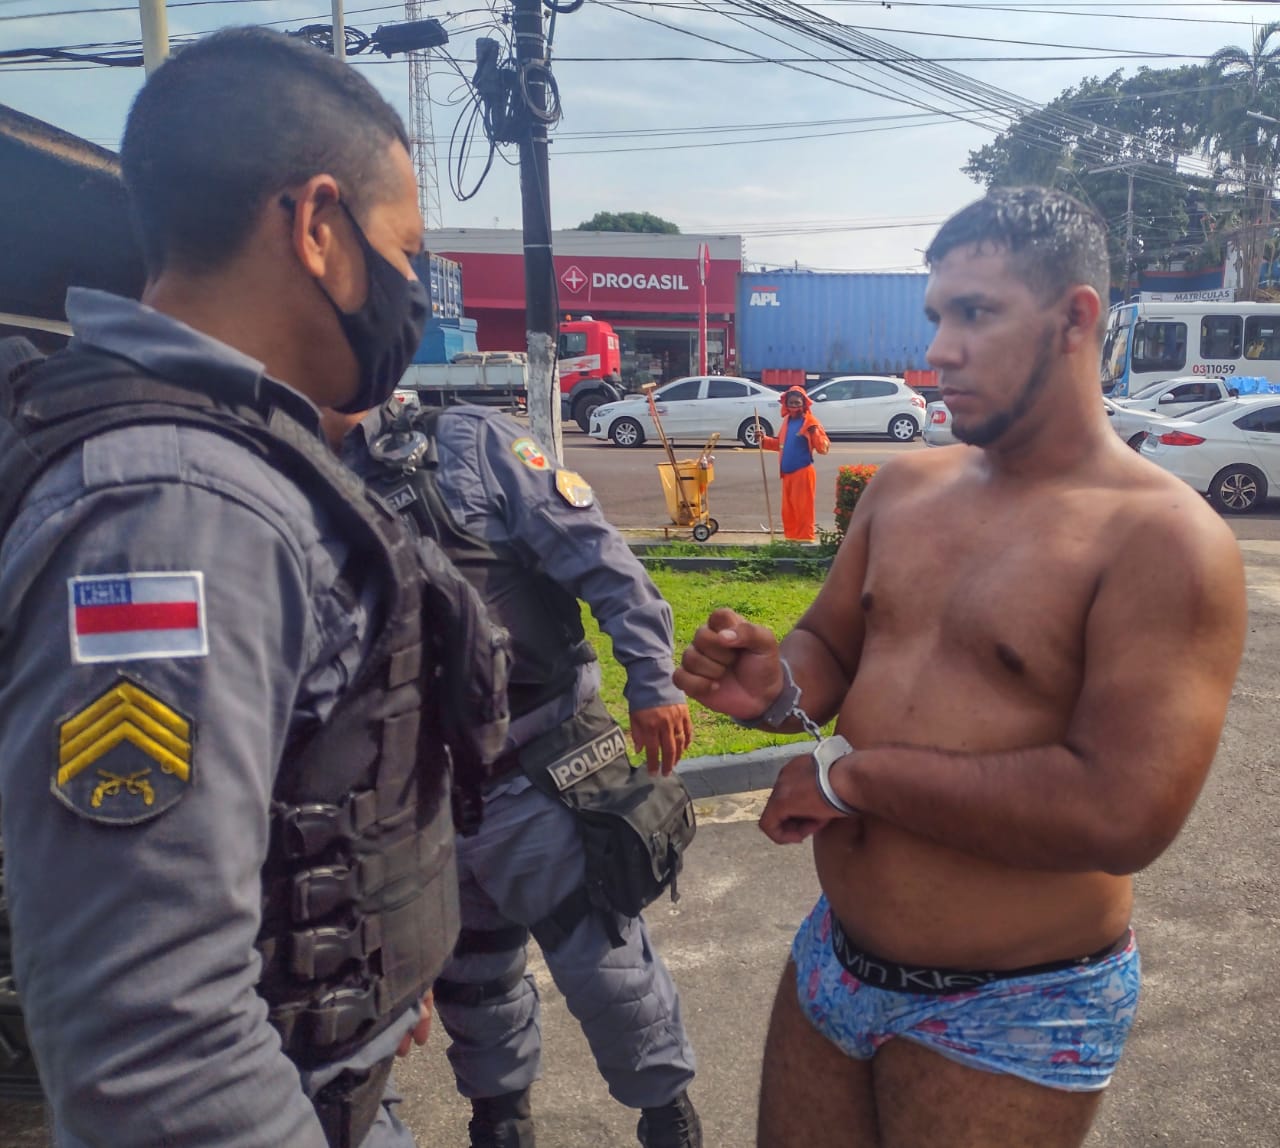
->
[641,383,720,542]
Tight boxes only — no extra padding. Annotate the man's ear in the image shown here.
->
[1062,284,1102,354]
[283,174,342,279]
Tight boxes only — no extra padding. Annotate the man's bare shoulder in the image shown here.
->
[1101,448,1243,594]
[861,444,976,499]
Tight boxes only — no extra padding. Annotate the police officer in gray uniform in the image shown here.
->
[327,399,702,1148]
[0,30,462,1147]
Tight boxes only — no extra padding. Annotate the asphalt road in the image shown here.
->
[561,425,921,536]
[559,425,1280,543]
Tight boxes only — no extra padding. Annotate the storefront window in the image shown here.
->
[615,327,729,389]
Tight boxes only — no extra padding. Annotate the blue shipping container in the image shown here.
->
[413,317,479,364]
[737,272,932,376]
[412,251,465,320]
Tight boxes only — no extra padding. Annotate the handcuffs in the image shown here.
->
[734,659,858,816]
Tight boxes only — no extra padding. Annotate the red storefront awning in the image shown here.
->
[440,251,738,316]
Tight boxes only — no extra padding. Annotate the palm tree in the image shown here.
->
[1208,22,1280,300]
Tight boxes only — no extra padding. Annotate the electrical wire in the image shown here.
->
[0,0,288,22]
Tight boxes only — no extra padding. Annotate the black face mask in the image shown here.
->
[282,195,428,414]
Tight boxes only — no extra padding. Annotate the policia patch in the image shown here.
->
[53,674,195,825]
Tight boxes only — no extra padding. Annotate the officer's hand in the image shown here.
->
[673,608,784,721]
[396,992,433,1058]
[759,754,858,845]
[629,704,693,776]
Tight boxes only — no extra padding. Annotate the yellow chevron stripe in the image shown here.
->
[57,682,192,789]
[60,682,190,742]
[57,723,190,787]
[60,701,190,764]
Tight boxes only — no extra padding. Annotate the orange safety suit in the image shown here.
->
[761,386,830,541]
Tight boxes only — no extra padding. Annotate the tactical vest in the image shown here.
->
[0,349,460,1075]
[361,404,596,722]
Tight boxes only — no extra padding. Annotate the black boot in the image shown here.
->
[636,1089,702,1148]
[469,1088,535,1148]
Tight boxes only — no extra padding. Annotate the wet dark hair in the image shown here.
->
[121,27,410,274]
[925,187,1111,335]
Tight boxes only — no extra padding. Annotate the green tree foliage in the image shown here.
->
[1205,22,1280,299]
[575,211,681,234]
[964,66,1217,287]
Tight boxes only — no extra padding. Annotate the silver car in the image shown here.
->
[922,400,956,447]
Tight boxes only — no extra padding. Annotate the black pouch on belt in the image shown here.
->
[518,697,697,921]
[312,1054,395,1148]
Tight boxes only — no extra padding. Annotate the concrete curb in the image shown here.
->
[673,741,815,798]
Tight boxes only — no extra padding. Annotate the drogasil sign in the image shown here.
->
[559,264,692,294]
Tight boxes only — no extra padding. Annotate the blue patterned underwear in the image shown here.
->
[791,895,1141,1092]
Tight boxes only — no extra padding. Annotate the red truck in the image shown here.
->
[557,316,624,430]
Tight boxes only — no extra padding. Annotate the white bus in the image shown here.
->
[1101,301,1280,397]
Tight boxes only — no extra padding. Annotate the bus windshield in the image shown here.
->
[1131,320,1187,374]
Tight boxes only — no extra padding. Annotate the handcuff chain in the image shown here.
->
[789,704,824,742]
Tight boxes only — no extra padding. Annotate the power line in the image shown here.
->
[606,0,1280,27]
[0,0,286,22]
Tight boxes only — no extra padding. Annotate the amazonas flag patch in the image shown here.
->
[69,572,208,664]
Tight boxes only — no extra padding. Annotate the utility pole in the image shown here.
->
[138,0,169,75]
[511,0,561,461]
[1087,159,1139,302]
[331,0,346,59]
[1122,166,1135,303]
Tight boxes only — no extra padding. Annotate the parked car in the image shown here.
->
[588,375,780,448]
[922,400,955,447]
[1108,375,1236,440]
[926,395,1173,450]
[1102,395,1158,448]
[1139,396,1280,513]
[805,375,925,441]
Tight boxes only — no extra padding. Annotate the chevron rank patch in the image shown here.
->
[53,675,195,825]
[554,469,594,509]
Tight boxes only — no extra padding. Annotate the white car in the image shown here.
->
[1102,395,1181,449]
[588,375,780,448]
[1139,396,1280,513]
[1109,376,1236,443]
[805,376,925,442]
[926,395,1177,450]
[803,381,926,442]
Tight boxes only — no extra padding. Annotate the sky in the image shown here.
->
[3,0,1280,272]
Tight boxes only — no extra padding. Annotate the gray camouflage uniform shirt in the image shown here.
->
[0,289,416,1148]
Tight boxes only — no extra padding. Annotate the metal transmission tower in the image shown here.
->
[404,0,442,229]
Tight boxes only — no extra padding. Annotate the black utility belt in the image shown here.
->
[830,917,1130,996]
[489,696,628,790]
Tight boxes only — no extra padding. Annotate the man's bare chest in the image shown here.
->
[859,492,1108,692]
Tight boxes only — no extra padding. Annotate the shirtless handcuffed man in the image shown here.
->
[675,187,1247,1148]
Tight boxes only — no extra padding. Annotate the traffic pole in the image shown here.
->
[139,0,169,75]
[512,0,562,462]
[699,242,708,374]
